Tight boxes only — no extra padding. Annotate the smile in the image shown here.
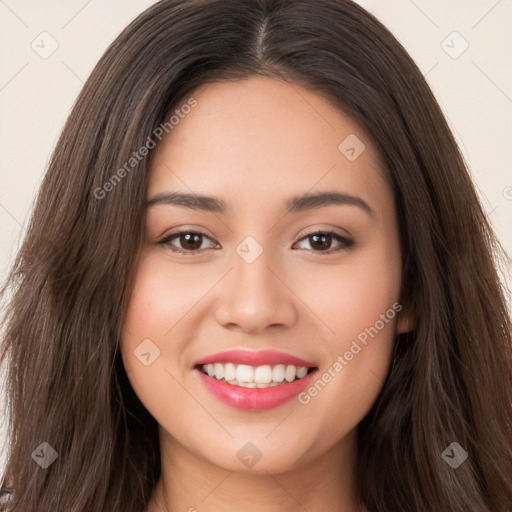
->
[199,362,313,387]
[193,349,319,410]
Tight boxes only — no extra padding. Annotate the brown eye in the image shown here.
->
[294,231,354,253]
[158,230,217,254]
[158,229,354,255]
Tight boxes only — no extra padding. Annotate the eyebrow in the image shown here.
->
[146,190,374,217]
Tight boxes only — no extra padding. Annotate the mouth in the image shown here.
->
[195,362,316,388]
[192,350,319,410]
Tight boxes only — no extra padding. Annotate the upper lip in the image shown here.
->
[194,349,317,368]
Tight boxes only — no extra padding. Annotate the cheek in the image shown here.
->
[294,239,401,429]
[299,237,401,346]
[121,251,202,351]
[119,253,197,420]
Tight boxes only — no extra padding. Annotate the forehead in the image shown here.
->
[148,77,389,218]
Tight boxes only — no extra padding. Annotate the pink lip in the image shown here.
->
[194,349,316,368]
[195,367,318,410]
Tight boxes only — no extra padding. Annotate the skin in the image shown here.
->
[120,76,412,512]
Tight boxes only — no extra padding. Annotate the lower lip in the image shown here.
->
[195,368,318,410]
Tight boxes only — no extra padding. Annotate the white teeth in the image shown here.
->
[272,364,286,383]
[296,366,308,378]
[214,363,224,380]
[228,380,280,388]
[254,365,272,383]
[284,365,296,382]
[224,362,236,381]
[200,362,312,387]
[235,364,254,382]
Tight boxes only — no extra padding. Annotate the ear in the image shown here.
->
[396,308,414,335]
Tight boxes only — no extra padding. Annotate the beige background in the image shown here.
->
[0,0,511,473]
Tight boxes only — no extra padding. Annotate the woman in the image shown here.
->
[1,1,511,511]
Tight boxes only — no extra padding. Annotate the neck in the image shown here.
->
[147,427,365,512]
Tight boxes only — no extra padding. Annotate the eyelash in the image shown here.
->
[157,229,355,255]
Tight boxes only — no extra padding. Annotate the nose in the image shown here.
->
[214,247,298,334]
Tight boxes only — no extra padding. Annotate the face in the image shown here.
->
[120,76,409,475]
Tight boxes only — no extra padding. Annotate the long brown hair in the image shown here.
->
[1,1,511,510]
